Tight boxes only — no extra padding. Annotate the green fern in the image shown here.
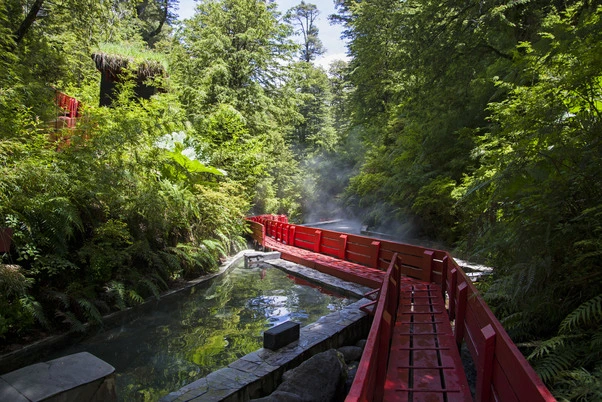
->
[560,295,602,333]
[77,298,103,324]
[105,280,127,310]
[19,295,49,328]
[59,311,85,333]
[138,278,160,300]
[553,368,602,402]
[528,335,573,360]
[534,347,578,383]
[127,289,144,305]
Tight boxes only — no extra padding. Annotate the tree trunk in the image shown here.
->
[14,0,45,45]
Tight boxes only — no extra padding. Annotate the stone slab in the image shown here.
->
[0,352,114,401]
[0,377,28,402]
[264,258,373,298]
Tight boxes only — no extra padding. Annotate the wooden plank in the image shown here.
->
[380,249,425,268]
[314,230,322,253]
[424,250,435,283]
[491,359,520,402]
[477,324,496,402]
[339,235,348,260]
[455,282,468,348]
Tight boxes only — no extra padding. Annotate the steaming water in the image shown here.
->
[50,261,355,401]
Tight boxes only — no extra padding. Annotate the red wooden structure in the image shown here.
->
[54,91,81,129]
[247,215,556,402]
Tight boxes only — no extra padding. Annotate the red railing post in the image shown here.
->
[455,282,468,349]
[477,324,496,402]
[281,223,288,244]
[288,226,296,246]
[424,250,435,282]
[441,255,449,298]
[370,241,381,269]
[449,268,458,320]
[314,230,322,253]
[339,234,348,260]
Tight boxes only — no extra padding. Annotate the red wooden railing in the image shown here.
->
[247,215,556,402]
[348,254,401,402]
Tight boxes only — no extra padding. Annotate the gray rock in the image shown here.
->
[251,390,304,402]
[337,346,363,363]
[344,365,358,395]
[253,349,346,402]
[355,339,367,350]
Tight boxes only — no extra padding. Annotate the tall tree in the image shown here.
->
[135,0,179,46]
[171,0,303,216]
[287,62,336,155]
[285,1,325,62]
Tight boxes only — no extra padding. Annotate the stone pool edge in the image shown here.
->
[160,297,371,402]
[160,253,375,402]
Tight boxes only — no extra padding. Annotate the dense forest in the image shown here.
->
[0,0,600,399]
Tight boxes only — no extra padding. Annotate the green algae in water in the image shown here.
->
[51,261,355,401]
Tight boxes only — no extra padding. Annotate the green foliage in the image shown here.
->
[333,0,601,397]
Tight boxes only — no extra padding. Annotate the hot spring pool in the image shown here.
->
[49,259,356,401]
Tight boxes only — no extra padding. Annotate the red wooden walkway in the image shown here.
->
[247,215,556,402]
[384,281,471,401]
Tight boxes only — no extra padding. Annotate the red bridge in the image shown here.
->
[247,215,556,402]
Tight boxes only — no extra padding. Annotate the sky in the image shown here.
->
[176,0,349,70]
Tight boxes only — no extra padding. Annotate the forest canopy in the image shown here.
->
[1,0,601,399]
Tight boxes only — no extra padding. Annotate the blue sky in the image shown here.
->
[176,0,349,69]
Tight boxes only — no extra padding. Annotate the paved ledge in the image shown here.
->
[160,298,371,402]
[261,258,373,299]
[0,352,115,402]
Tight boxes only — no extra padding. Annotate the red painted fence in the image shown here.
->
[348,254,401,402]
[247,215,556,402]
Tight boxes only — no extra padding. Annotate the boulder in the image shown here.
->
[252,349,346,402]
[337,346,363,363]
[344,365,359,395]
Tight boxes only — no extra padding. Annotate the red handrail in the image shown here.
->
[347,254,401,402]
[246,215,556,401]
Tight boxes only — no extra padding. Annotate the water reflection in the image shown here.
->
[50,261,354,401]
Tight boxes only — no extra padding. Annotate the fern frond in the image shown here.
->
[139,278,160,300]
[554,368,602,402]
[19,295,48,328]
[534,347,578,383]
[591,327,602,350]
[151,273,168,290]
[105,280,126,310]
[528,335,572,360]
[77,298,103,324]
[560,295,602,333]
[60,311,85,333]
[127,289,144,305]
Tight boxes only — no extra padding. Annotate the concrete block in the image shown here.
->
[263,321,300,350]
